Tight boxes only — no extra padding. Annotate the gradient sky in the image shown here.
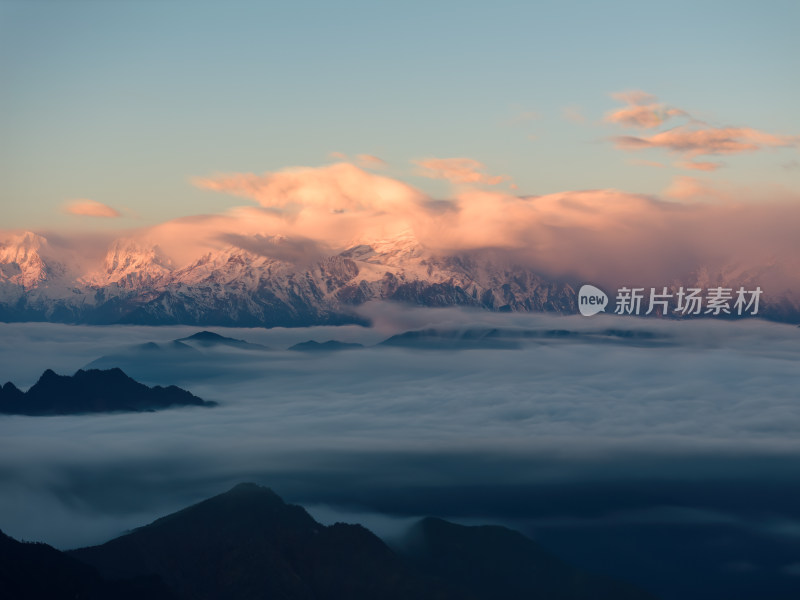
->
[1,0,798,232]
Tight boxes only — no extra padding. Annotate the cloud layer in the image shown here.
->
[178,162,800,294]
[614,126,796,157]
[606,90,798,171]
[605,90,687,129]
[64,200,121,218]
[1,313,799,555]
[7,154,799,301]
[413,157,509,185]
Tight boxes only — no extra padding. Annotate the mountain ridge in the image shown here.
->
[0,367,214,415]
[65,482,659,600]
[1,230,797,326]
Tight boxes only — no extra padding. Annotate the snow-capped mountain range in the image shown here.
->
[0,230,797,326]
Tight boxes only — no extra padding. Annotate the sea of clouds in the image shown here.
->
[1,305,798,558]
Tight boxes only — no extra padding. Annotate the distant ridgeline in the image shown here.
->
[0,368,214,416]
[1,231,798,325]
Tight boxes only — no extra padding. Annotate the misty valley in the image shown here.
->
[1,309,799,599]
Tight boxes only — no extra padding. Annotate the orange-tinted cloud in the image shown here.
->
[413,157,509,186]
[186,163,425,257]
[194,162,421,214]
[606,90,687,129]
[663,176,730,202]
[421,185,800,293]
[608,91,798,169]
[614,126,797,157]
[178,163,800,295]
[64,200,121,218]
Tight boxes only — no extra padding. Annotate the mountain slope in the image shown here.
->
[70,483,457,600]
[398,517,660,600]
[0,530,178,600]
[68,483,659,600]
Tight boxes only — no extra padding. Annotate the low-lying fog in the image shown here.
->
[1,303,798,592]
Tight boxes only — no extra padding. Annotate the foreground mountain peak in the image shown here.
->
[65,483,658,600]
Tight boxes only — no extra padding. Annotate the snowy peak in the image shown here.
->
[87,239,173,289]
[342,229,426,265]
[340,230,432,283]
[0,232,64,289]
[0,228,796,325]
[171,246,280,287]
[103,239,171,273]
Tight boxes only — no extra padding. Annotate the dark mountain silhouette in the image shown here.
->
[288,340,364,352]
[67,483,658,600]
[397,517,660,600]
[70,483,455,600]
[138,340,201,352]
[0,529,178,600]
[0,368,214,415]
[176,330,272,351]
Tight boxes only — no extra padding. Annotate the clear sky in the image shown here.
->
[1,0,798,232]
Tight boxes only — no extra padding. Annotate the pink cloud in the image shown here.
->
[5,162,798,303]
[64,200,121,218]
[614,126,797,157]
[419,185,800,293]
[607,91,798,170]
[606,105,686,128]
[663,176,730,201]
[193,162,421,214]
[188,163,425,254]
[605,90,687,129]
[174,163,800,295]
[413,157,509,186]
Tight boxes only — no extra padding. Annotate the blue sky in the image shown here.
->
[1,0,798,231]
